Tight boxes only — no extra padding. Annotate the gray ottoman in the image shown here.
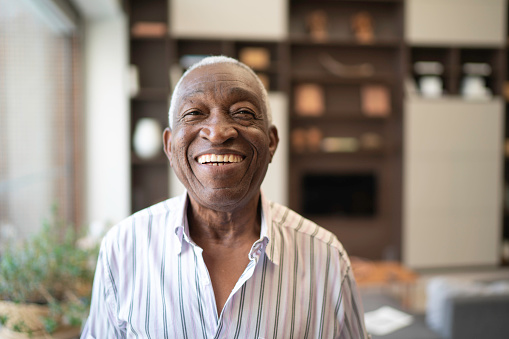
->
[426,277,509,339]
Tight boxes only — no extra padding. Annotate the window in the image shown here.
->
[0,0,81,242]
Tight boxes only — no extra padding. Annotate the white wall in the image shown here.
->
[84,14,130,226]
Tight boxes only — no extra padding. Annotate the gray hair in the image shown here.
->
[168,55,272,129]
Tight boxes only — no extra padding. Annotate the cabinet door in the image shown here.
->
[405,0,506,46]
[170,0,287,40]
[403,98,503,268]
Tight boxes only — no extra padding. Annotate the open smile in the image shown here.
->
[196,153,245,166]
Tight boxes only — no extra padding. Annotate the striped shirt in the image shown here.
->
[81,191,370,338]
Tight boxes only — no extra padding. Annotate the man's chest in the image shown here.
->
[114,252,341,339]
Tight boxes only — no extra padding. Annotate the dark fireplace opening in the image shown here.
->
[302,173,377,217]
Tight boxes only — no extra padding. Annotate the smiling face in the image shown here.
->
[163,62,278,212]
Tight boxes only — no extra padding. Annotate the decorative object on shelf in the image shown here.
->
[319,53,374,78]
[291,128,307,153]
[239,47,270,70]
[131,22,167,38]
[133,118,163,160]
[322,137,359,153]
[306,10,328,42]
[307,127,323,152]
[360,133,383,151]
[504,82,509,101]
[351,11,374,44]
[294,83,325,116]
[461,76,491,100]
[414,61,444,75]
[256,73,270,91]
[419,76,443,98]
[463,62,491,76]
[414,61,444,98]
[291,127,323,153]
[128,64,140,98]
[461,62,492,100]
[361,85,391,117]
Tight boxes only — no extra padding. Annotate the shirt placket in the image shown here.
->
[214,238,268,337]
[190,244,219,337]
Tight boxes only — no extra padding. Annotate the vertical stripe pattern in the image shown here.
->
[81,192,370,339]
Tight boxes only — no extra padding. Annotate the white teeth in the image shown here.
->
[197,154,243,164]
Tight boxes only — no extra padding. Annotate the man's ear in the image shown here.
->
[163,127,173,167]
[268,125,279,163]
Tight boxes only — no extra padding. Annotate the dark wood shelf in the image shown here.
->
[131,88,169,101]
[289,36,403,47]
[130,35,167,41]
[291,72,396,84]
[291,114,390,123]
[291,149,388,158]
[131,152,168,166]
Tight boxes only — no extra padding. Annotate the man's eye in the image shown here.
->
[182,111,203,119]
[234,110,255,119]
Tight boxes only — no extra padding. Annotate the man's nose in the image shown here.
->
[199,112,238,144]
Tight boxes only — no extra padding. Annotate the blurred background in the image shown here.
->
[1,0,509,337]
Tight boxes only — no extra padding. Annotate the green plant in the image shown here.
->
[0,206,98,334]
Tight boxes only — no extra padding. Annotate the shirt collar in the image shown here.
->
[173,191,190,256]
[261,190,281,265]
[172,190,279,265]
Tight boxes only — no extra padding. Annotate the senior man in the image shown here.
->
[82,56,369,338]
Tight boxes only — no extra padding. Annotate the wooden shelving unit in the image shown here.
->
[128,0,170,212]
[287,0,405,259]
[126,0,405,259]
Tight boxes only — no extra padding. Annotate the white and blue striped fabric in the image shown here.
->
[81,191,370,339]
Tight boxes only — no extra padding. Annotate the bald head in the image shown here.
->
[168,56,272,129]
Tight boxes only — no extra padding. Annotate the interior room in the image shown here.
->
[1,0,508,338]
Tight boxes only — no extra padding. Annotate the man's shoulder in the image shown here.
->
[268,201,346,254]
[103,195,182,243]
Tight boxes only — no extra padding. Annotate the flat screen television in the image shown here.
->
[302,173,377,217]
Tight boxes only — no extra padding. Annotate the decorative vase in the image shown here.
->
[133,118,163,160]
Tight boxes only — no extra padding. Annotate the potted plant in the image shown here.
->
[0,208,98,337]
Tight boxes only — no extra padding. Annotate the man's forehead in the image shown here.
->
[178,64,262,100]
[180,64,253,88]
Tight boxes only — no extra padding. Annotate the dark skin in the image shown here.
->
[163,62,278,316]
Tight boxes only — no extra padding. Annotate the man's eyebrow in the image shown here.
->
[226,86,262,107]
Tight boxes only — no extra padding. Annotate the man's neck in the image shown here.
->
[187,193,261,248]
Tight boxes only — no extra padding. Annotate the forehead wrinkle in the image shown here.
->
[179,82,263,111]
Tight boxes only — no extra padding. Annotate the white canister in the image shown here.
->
[419,76,443,98]
[133,118,163,160]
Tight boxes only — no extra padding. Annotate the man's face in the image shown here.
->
[164,63,278,212]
